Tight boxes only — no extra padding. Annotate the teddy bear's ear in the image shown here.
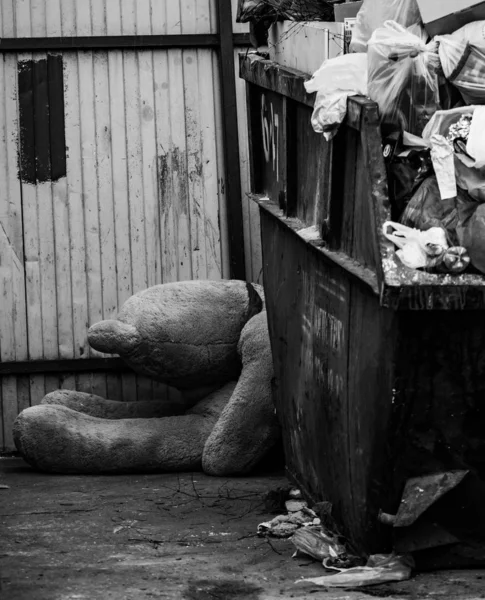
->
[87,320,141,355]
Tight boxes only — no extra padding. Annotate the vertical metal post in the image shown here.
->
[216,0,246,280]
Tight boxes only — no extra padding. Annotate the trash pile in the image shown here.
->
[237,0,340,23]
[259,488,415,587]
[303,0,485,276]
[258,493,322,537]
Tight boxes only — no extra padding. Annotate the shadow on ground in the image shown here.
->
[1,457,484,600]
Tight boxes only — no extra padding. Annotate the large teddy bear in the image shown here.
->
[13,280,280,476]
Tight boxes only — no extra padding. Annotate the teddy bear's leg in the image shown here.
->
[41,390,189,419]
[13,382,236,474]
[202,311,281,476]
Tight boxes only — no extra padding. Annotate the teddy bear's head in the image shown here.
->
[88,280,263,389]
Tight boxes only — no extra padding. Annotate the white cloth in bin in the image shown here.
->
[304,53,368,141]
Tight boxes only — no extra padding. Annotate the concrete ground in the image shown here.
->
[1,457,485,600]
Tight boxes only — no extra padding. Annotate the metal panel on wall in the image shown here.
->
[0,0,217,37]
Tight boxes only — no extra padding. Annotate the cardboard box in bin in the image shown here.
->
[416,0,485,37]
[268,22,344,75]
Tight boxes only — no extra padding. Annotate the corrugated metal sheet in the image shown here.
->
[0,0,217,37]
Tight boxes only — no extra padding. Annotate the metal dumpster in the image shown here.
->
[240,53,485,556]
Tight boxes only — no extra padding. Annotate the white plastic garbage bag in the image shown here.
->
[304,53,368,141]
[438,19,485,56]
[383,221,448,269]
[367,21,440,136]
[350,0,422,53]
[438,21,485,104]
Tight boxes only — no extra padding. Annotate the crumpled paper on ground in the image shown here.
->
[297,553,414,588]
[258,498,321,538]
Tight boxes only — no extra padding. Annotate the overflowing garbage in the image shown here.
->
[300,0,485,276]
[242,0,485,582]
[259,488,416,587]
[237,0,340,23]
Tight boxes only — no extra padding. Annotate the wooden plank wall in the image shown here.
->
[0,0,256,450]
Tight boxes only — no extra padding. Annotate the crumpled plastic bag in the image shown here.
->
[367,21,440,136]
[399,177,472,273]
[298,553,414,588]
[422,106,485,202]
[401,176,458,240]
[437,21,485,105]
[350,0,422,53]
[291,526,346,561]
[304,53,368,140]
[383,221,448,270]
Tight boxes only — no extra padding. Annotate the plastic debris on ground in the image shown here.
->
[291,526,363,570]
[297,553,415,588]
